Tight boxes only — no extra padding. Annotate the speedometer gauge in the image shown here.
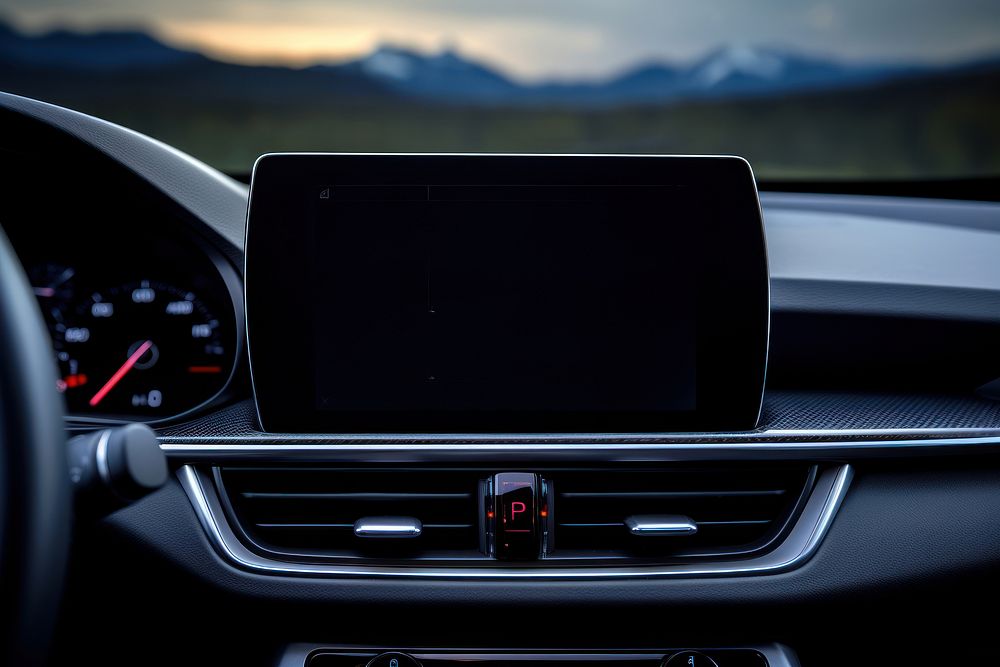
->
[52,279,231,418]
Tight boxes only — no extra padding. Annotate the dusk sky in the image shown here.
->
[2,0,999,80]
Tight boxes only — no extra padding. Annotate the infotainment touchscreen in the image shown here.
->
[246,154,768,433]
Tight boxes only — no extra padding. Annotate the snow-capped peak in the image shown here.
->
[691,45,786,87]
[358,46,418,80]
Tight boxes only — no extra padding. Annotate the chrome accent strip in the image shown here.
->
[95,429,112,486]
[161,432,1000,463]
[625,515,698,536]
[158,424,1000,445]
[741,155,770,430]
[243,156,266,432]
[176,463,851,579]
[353,516,423,538]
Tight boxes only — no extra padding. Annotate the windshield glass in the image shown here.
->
[2,1,998,179]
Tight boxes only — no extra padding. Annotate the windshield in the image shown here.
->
[1,1,998,180]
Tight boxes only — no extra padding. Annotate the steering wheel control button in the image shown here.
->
[66,423,168,516]
[366,653,422,667]
[493,472,540,560]
[664,651,720,667]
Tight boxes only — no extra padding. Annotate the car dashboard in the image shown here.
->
[3,92,1000,666]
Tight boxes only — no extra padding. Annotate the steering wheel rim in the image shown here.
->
[0,227,71,666]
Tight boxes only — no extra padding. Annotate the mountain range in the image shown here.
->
[332,43,939,105]
[1,18,997,106]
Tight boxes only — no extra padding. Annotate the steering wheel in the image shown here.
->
[0,227,71,666]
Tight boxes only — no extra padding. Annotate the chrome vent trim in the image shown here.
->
[178,463,852,579]
[625,515,699,536]
[353,517,423,538]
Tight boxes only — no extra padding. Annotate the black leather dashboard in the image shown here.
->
[4,90,1000,666]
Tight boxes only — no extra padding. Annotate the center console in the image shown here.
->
[188,154,799,664]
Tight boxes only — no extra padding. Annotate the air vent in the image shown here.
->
[212,464,820,566]
[216,467,485,562]
[545,466,816,561]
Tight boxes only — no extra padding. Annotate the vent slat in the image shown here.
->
[256,523,354,528]
[255,522,474,529]
[220,467,484,561]
[695,519,772,526]
[241,492,472,500]
[560,489,786,499]
[558,519,772,528]
[548,467,811,560]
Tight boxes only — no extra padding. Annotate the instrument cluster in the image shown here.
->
[26,262,236,420]
[4,159,242,424]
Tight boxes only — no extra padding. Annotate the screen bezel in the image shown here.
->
[245,154,769,433]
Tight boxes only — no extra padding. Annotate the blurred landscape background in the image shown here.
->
[1,10,998,179]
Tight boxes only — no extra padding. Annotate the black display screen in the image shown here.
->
[246,154,768,433]
[311,185,696,416]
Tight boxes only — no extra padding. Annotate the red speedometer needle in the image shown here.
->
[89,340,153,407]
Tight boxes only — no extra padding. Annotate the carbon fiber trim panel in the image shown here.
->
[158,391,1000,443]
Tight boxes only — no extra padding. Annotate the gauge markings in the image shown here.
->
[63,374,88,388]
[187,365,223,374]
[89,339,154,407]
[28,271,232,418]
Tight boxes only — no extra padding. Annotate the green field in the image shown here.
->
[4,67,999,178]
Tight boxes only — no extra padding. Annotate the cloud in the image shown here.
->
[805,3,839,31]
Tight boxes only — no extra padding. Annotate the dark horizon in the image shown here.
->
[2,16,998,108]
[4,0,999,80]
[2,14,999,84]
